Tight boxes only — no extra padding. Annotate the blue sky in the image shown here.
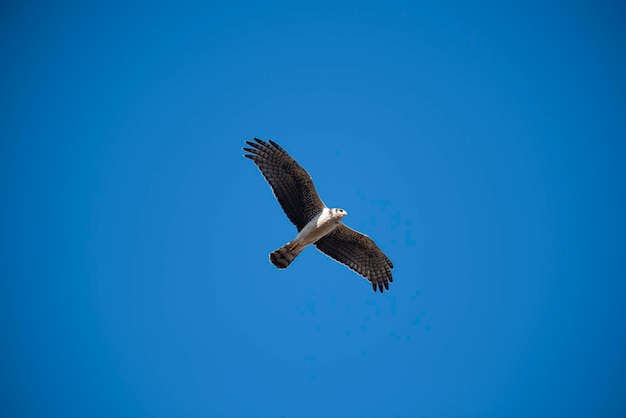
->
[1,1,625,417]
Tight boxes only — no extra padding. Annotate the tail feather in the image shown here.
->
[270,244,302,269]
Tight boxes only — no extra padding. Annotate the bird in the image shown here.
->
[243,138,394,293]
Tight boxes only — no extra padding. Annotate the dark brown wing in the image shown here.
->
[243,138,325,231]
[315,224,394,293]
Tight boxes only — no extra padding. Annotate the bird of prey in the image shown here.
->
[243,138,394,293]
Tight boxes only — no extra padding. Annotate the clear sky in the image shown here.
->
[1,1,625,417]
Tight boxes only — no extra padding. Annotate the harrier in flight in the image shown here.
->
[243,138,394,293]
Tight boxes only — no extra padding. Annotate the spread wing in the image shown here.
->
[315,224,394,293]
[243,138,325,231]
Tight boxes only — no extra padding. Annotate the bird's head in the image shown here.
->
[331,208,347,220]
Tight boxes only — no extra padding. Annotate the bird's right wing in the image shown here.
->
[315,224,394,293]
[243,138,325,231]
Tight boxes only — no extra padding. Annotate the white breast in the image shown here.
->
[292,208,339,247]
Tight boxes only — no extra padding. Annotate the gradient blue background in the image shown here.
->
[2,1,625,417]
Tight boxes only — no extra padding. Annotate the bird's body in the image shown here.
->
[293,207,347,248]
[270,208,346,269]
[243,138,394,293]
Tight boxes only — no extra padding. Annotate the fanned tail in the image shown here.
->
[270,243,302,269]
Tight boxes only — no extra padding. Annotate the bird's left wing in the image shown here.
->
[243,138,325,231]
[315,224,394,293]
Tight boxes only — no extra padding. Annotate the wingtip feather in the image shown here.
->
[268,139,285,152]
[246,140,265,150]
